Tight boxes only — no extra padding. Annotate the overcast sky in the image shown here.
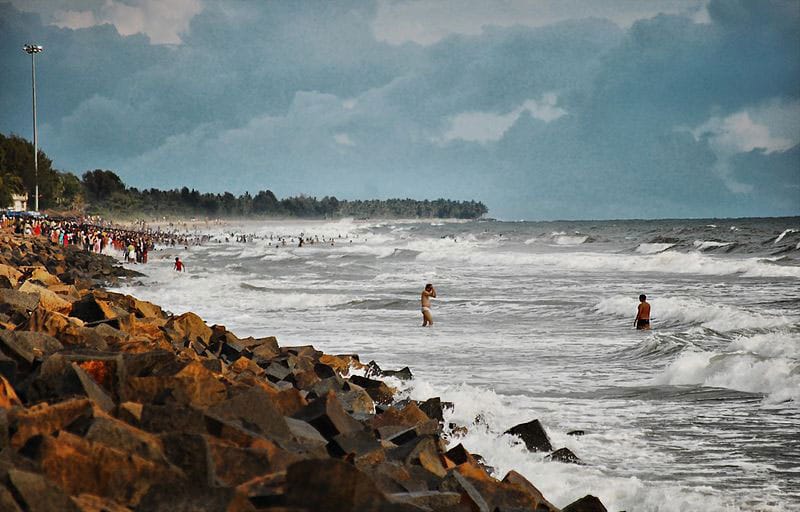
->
[1,0,798,219]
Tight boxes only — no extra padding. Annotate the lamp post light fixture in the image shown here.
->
[23,43,43,212]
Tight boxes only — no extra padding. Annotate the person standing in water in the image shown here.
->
[634,294,651,330]
[421,283,437,327]
[174,257,185,272]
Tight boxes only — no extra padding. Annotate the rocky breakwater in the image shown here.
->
[0,231,608,512]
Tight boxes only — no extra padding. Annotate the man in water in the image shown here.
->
[174,257,185,272]
[421,283,437,327]
[634,294,651,330]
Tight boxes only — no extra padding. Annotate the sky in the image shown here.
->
[1,0,798,220]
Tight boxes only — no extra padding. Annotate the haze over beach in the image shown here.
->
[1,1,800,512]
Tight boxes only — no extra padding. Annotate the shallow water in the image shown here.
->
[114,217,800,511]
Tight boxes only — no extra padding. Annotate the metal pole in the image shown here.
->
[31,50,38,212]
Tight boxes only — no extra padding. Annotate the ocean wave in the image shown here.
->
[692,240,733,251]
[774,228,798,244]
[652,331,800,403]
[594,296,797,332]
[635,243,675,254]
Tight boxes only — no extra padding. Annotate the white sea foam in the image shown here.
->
[636,243,675,254]
[653,331,800,403]
[774,229,797,244]
[554,235,588,245]
[693,240,732,250]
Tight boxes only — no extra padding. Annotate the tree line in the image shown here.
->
[1,133,487,219]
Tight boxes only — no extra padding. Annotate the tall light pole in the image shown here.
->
[23,43,43,212]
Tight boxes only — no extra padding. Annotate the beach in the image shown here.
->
[114,217,800,511]
[0,222,607,511]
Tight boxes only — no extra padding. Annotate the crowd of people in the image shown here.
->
[0,213,208,265]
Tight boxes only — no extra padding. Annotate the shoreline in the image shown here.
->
[0,228,607,512]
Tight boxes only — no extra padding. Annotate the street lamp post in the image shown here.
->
[23,43,43,212]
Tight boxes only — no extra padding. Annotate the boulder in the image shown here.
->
[502,470,560,512]
[284,458,389,512]
[8,398,96,448]
[30,431,182,506]
[505,419,553,452]
[0,375,22,409]
[207,386,292,442]
[562,494,608,512]
[26,267,62,287]
[0,289,40,313]
[6,468,80,512]
[0,263,22,287]
[548,447,584,465]
[0,330,63,365]
[164,312,212,344]
[292,390,364,440]
[348,374,395,405]
[18,282,72,314]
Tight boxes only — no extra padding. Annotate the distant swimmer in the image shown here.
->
[174,257,185,272]
[421,283,437,327]
[634,294,651,330]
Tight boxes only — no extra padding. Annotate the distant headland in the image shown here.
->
[1,133,488,220]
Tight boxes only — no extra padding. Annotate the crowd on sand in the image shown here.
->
[0,214,210,264]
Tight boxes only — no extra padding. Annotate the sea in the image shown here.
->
[112,217,800,512]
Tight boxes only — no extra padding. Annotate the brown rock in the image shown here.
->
[85,414,167,463]
[9,398,95,448]
[71,494,132,512]
[502,470,560,512]
[33,431,181,506]
[292,390,364,440]
[0,289,39,312]
[18,282,72,314]
[26,267,62,287]
[207,386,292,442]
[164,312,212,344]
[0,263,22,286]
[7,468,80,512]
[23,308,85,339]
[0,330,63,365]
[348,374,395,405]
[372,403,430,430]
[0,375,22,409]
[284,458,389,512]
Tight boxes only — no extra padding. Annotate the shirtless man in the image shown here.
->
[634,294,651,330]
[421,283,437,327]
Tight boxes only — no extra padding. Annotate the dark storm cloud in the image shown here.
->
[1,0,797,219]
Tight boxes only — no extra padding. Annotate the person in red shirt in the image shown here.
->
[173,257,185,272]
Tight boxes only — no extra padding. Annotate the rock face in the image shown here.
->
[0,231,608,512]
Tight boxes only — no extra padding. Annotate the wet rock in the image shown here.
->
[548,447,584,465]
[502,470,560,512]
[330,429,382,457]
[381,366,413,380]
[348,374,395,405]
[439,469,491,512]
[562,494,608,512]
[567,429,585,436]
[505,419,553,452]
